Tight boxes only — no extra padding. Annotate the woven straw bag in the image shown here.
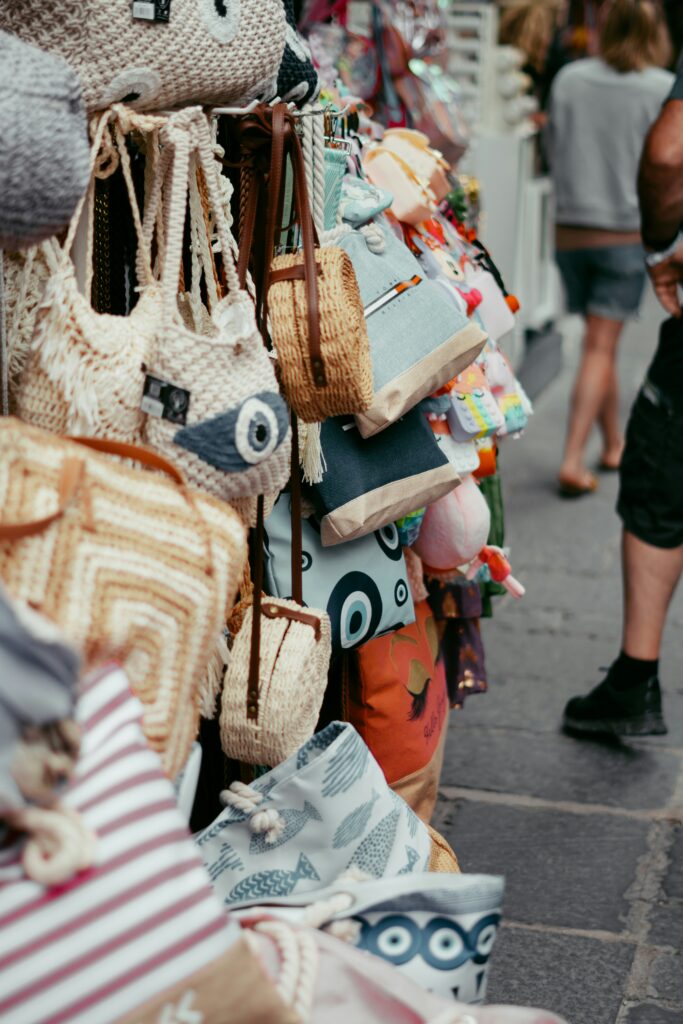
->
[221,427,331,766]
[141,106,292,503]
[15,108,164,442]
[0,1,286,115]
[235,104,373,424]
[0,417,248,777]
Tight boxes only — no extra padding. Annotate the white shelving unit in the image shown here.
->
[447,1,560,368]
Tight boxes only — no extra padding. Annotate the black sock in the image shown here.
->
[609,651,659,691]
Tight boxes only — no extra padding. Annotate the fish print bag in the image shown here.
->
[195,722,432,908]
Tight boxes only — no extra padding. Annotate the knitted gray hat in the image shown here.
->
[0,30,90,249]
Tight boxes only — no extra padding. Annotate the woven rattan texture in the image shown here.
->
[0,418,248,777]
[220,597,332,766]
[269,248,373,423]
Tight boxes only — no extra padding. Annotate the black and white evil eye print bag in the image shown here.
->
[263,492,416,654]
[0,0,287,114]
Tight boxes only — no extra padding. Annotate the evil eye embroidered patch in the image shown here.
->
[173,391,288,472]
[100,67,162,107]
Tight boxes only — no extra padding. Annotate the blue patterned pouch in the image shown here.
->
[195,722,431,909]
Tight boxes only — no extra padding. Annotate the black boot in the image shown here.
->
[562,670,667,737]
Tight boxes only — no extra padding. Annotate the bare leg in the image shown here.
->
[597,366,625,468]
[622,530,683,660]
[559,315,625,487]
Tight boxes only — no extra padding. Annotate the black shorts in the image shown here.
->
[617,320,683,549]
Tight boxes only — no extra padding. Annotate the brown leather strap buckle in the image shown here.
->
[261,601,323,641]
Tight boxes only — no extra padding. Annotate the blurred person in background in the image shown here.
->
[563,63,683,737]
[545,0,673,497]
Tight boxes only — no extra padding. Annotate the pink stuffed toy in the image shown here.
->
[413,474,491,572]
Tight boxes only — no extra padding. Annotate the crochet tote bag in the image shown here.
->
[141,107,292,504]
[0,0,286,114]
[0,418,247,777]
[15,108,164,442]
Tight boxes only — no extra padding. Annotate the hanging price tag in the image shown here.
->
[132,0,171,21]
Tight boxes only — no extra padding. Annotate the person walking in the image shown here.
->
[545,0,673,497]
[562,65,683,737]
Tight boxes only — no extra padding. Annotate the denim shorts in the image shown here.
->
[556,243,647,320]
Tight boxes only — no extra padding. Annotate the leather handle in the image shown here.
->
[246,417,305,723]
[66,436,187,487]
[0,458,85,541]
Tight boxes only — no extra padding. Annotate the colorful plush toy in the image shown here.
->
[467,545,526,599]
[413,474,491,572]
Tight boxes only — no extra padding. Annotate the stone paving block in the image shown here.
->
[625,1005,683,1024]
[662,826,683,901]
[435,799,647,933]
[647,901,683,951]
[647,952,683,1004]
[484,925,634,1024]
[442,724,680,811]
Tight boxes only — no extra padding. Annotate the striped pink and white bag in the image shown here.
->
[0,665,292,1024]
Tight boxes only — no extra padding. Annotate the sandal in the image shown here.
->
[558,472,598,498]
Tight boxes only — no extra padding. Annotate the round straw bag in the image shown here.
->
[236,104,373,425]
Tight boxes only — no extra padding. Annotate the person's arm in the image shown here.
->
[638,96,683,317]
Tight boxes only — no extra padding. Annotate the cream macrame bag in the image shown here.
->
[140,106,292,504]
[15,107,165,441]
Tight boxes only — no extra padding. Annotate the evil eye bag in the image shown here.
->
[250,872,504,1006]
[263,492,416,653]
[140,107,292,503]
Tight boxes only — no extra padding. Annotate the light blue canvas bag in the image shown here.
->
[195,722,431,909]
[336,220,487,438]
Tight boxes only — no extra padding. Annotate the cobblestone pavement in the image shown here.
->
[435,298,683,1024]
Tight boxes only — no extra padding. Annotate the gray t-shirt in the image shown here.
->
[546,58,674,231]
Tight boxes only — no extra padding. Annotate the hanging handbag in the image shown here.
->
[235,103,374,424]
[381,128,451,203]
[343,600,449,823]
[336,219,486,438]
[363,145,436,226]
[263,492,415,653]
[0,664,294,1024]
[15,108,164,442]
[446,365,505,442]
[312,410,459,546]
[140,106,292,504]
[0,31,90,250]
[196,720,432,908]
[0,417,247,777]
[220,423,332,767]
[0,0,287,115]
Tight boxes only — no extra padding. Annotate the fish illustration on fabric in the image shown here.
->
[322,728,370,798]
[332,789,380,849]
[174,391,290,473]
[227,853,320,904]
[347,809,400,877]
[397,845,420,875]
[296,724,338,770]
[208,841,243,882]
[249,800,322,854]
